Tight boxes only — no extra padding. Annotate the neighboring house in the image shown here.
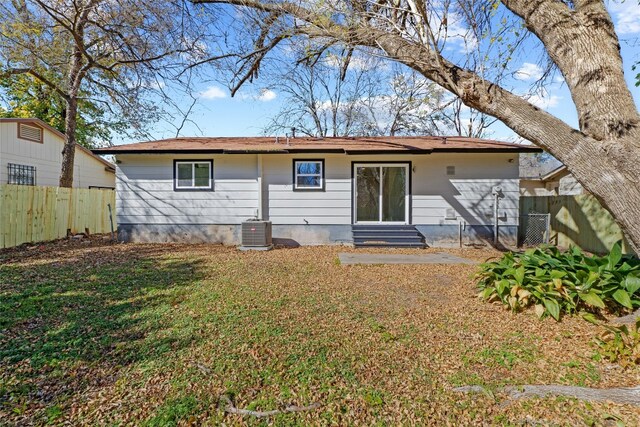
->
[0,118,115,188]
[520,165,584,196]
[93,136,540,247]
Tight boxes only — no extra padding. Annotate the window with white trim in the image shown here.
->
[174,160,212,190]
[8,163,36,185]
[293,160,324,190]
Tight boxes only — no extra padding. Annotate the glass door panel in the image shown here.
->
[382,167,407,222]
[356,166,380,222]
[355,164,408,224]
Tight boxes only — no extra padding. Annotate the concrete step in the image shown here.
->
[354,242,427,248]
[353,230,422,239]
[354,236,424,244]
[352,224,426,248]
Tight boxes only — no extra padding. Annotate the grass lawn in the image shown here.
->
[1,240,639,425]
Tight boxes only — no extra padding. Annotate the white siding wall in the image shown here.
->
[0,122,115,188]
[411,153,520,226]
[115,154,259,224]
[116,152,520,226]
[559,175,584,195]
[520,179,554,196]
[263,153,519,226]
[263,155,352,225]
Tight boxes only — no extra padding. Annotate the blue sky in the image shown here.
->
[141,1,640,144]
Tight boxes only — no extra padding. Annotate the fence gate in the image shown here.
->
[520,213,551,247]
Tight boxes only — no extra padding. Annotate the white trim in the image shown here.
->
[175,161,212,189]
[294,160,323,189]
[353,163,409,224]
[257,154,263,219]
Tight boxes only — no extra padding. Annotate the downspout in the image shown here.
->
[257,154,263,220]
[493,186,502,246]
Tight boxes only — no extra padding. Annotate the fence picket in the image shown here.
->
[0,185,116,249]
[520,194,631,254]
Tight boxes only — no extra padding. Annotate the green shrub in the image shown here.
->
[595,320,640,367]
[476,243,640,320]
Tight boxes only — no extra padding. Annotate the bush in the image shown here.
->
[476,243,640,321]
[595,320,640,367]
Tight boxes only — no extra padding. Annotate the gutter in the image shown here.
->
[92,147,540,155]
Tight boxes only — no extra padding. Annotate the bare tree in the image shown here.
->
[264,46,455,137]
[263,50,377,137]
[0,0,214,186]
[191,0,640,251]
[438,98,497,139]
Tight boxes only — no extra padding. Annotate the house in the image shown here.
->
[93,136,540,247]
[0,118,115,188]
[520,165,584,196]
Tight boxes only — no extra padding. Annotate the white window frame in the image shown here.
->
[174,160,213,190]
[352,162,410,224]
[293,160,324,191]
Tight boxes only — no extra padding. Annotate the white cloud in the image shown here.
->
[257,89,277,102]
[199,86,227,100]
[526,89,561,109]
[608,1,640,35]
[443,13,479,53]
[323,53,383,72]
[515,63,543,81]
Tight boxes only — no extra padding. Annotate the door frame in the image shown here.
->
[351,161,412,225]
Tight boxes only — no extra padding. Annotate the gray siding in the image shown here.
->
[115,151,521,244]
[116,154,259,225]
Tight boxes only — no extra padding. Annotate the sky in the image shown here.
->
[131,1,640,145]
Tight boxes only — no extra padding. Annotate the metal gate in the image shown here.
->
[520,213,551,247]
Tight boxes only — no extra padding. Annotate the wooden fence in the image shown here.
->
[520,194,632,254]
[0,185,116,249]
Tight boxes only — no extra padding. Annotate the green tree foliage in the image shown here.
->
[0,74,124,148]
[1,0,214,186]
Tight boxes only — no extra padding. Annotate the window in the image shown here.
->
[8,163,36,185]
[174,160,212,190]
[293,160,324,191]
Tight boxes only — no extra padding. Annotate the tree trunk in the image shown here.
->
[59,96,77,188]
[559,138,640,254]
[367,29,640,253]
[59,44,83,188]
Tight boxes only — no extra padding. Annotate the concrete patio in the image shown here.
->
[338,252,476,265]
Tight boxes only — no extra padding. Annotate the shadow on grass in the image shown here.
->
[0,243,204,417]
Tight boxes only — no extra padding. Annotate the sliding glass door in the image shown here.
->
[354,164,409,224]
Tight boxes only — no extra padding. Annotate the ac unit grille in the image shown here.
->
[241,221,272,246]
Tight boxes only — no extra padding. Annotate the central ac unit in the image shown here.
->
[241,220,272,247]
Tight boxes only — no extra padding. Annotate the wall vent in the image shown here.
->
[446,165,455,175]
[18,123,43,143]
[241,220,273,247]
[444,208,457,220]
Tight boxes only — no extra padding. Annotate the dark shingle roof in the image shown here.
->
[93,136,541,155]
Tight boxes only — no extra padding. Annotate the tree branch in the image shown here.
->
[219,395,321,418]
[0,67,70,100]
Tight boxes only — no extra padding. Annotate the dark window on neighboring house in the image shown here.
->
[8,163,36,185]
[293,159,325,191]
